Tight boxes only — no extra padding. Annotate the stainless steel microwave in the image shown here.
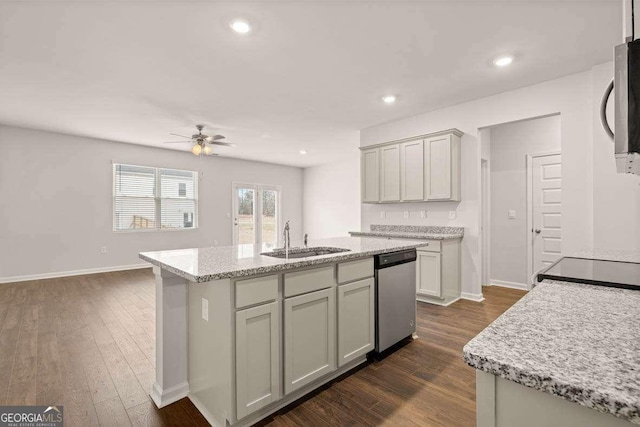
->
[602,40,640,176]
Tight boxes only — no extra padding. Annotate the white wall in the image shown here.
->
[302,148,361,238]
[489,115,561,287]
[359,65,628,300]
[0,125,303,281]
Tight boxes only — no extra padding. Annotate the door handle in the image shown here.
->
[534,229,541,234]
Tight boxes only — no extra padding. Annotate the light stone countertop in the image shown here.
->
[349,224,464,241]
[463,279,640,424]
[349,231,463,240]
[573,248,640,263]
[139,236,428,283]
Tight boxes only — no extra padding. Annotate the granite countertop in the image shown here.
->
[573,248,640,263]
[463,279,640,424]
[349,224,464,240]
[139,236,427,283]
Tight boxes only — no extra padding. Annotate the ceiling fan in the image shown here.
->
[163,124,235,156]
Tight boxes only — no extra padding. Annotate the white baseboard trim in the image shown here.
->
[417,296,461,307]
[0,263,151,284]
[490,280,530,291]
[461,292,485,302]
[150,381,189,409]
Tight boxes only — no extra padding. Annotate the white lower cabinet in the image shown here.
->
[416,240,461,306]
[416,251,442,297]
[284,287,336,395]
[337,278,375,367]
[235,301,280,420]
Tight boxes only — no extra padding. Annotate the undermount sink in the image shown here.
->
[261,247,350,259]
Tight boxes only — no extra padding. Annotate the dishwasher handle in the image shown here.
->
[374,249,417,269]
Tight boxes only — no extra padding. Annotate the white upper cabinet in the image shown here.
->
[361,148,379,203]
[380,145,401,202]
[424,133,461,201]
[360,129,462,204]
[400,140,424,201]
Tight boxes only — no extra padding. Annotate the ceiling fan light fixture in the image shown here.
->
[203,145,213,155]
[192,144,202,155]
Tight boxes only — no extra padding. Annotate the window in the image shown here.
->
[113,163,198,231]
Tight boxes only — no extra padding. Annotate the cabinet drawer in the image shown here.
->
[338,258,374,284]
[284,265,336,298]
[417,240,441,252]
[235,275,278,309]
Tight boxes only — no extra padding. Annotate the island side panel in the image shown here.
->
[151,266,189,407]
[476,371,634,427]
[188,278,234,426]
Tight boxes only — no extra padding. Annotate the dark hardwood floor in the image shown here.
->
[0,269,525,426]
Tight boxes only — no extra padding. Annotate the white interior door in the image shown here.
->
[532,154,562,273]
[233,184,281,245]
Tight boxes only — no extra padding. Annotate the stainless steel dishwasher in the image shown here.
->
[374,248,417,353]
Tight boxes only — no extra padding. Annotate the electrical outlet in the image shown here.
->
[380,211,386,219]
[448,211,456,220]
[420,211,426,219]
[508,210,516,219]
[202,298,209,321]
[213,240,219,246]
[403,211,409,219]
[100,246,107,254]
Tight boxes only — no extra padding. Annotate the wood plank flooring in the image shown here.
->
[0,269,525,426]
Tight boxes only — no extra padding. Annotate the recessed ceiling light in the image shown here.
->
[382,95,397,104]
[299,150,308,155]
[230,20,251,34]
[493,55,513,67]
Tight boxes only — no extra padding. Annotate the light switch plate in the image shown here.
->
[448,211,456,220]
[420,211,426,219]
[380,211,386,219]
[508,210,516,219]
[403,211,409,219]
[202,298,209,321]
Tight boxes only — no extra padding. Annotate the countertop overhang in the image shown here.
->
[463,279,640,424]
[139,236,428,283]
[348,231,463,240]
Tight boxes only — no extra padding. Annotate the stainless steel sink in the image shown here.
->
[261,247,350,259]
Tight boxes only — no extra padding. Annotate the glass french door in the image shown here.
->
[233,183,281,246]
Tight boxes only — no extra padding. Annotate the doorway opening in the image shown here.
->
[232,183,281,246]
[479,114,562,291]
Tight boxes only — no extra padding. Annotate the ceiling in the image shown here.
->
[0,1,621,167]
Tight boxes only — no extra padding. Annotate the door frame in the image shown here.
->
[232,182,282,246]
[526,151,561,286]
[480,158,490,287]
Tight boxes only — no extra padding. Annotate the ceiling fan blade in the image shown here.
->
[209,141,235,147]
[163,140,192,144]
[170,133,193,139]
[205,134,225,142]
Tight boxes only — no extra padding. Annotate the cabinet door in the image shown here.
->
[236,302,280,420]
[361,148,380,203]
[424,135,452,200]
[284,288,336,394]
[380,145,401,202]
[401,140,424,201]
[416,251,442,297]
[337,278,374,367]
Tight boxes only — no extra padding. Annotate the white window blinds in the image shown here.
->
[113,163,198,231]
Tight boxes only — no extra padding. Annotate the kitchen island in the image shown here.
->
[140,236,428,427]
[463,275,640,426]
